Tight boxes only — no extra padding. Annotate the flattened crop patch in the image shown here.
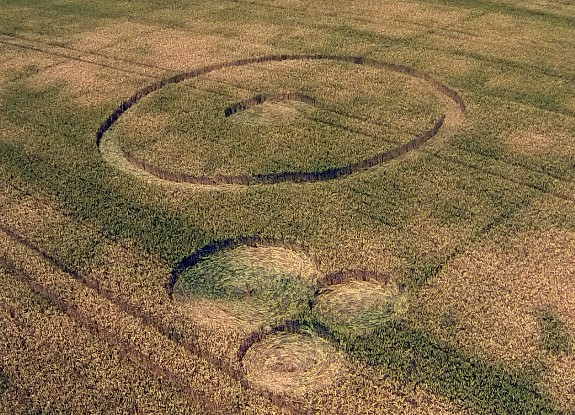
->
[241,332,347,395]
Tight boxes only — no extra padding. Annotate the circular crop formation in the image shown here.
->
[97,55,466,186]
[168,238,317,324]
[165,237,405,395]
[313,279,408,334]
[240,331,347,395]
[101,55,467,397]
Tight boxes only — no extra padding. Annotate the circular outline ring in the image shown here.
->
[96,55,466,185]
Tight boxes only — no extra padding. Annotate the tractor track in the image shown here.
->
[0,31,176,74]
[0,32,167,79]
[428,150,575,204]
[0,228,225,414]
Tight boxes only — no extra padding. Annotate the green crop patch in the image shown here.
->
[171,241,317,325]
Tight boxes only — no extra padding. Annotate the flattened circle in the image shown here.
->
[167,237,317,325]
[313,280,408,334]
[241,332,347,395]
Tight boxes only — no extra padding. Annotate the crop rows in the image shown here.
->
[0,32,163,80]
[164,226,567,414]
[3,0,575,412]
[169,237,400,389]
[122,114,445,185]
[0,226,227,413]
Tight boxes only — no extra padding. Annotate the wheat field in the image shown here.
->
[1,0,574,413]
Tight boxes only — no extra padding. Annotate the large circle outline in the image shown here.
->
[96,55,466,185]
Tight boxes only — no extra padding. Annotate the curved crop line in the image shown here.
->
[234,318,339,403]
[235,318,341,389]
[223,91,317,117]
[169,236,398,387]
[1,222,328,412]
[96,54,465,185]
[235,318,343,389]
[237,320,303,363]
[316,268,391,288]
[122,114,445,185]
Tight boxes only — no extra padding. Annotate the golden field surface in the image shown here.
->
[1,0,574,413]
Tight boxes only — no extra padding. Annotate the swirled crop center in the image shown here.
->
[167,236,318,325]
[241,331,347,395]
[97,55,466,186]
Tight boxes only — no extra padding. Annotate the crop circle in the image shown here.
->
[169,237,417,395]
[167,237,317,325]
[241,331,347,395]
[313,280,408,334]
[97,55,465,185]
